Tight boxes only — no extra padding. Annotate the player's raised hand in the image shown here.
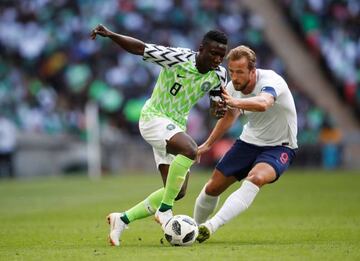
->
[214,86,227,118]
[90,24,112,40]
[221,87,239,108]
[214,99,227,118]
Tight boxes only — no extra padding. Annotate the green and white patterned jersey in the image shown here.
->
[140,43,227,130]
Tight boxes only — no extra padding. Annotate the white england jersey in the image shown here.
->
[227,69,298,149]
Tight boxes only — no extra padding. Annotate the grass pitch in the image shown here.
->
[0,170,359,260]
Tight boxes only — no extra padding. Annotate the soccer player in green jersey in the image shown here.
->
[91,24,228,246]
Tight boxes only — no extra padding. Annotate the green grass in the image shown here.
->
[0,170,359,260]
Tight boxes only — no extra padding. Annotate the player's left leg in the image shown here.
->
[107,187,164,246]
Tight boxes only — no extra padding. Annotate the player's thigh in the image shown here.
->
[139,117,183,167]
[205,169,237,196]
[250,146,296,186]
[216,139,259,181]
[139,117,183,151]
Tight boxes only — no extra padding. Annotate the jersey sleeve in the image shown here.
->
[209,66,227,101]
[259,80,286,101]
[143,43,195,68]
[214,66,227,90]
[258,70,287,101]
[260,86,278,100]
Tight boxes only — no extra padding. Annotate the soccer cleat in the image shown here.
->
[196,222,212,243]
[107,212,127,246]
[154,208,173,230]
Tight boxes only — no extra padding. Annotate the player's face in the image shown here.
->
[198,41,227,72]
[228,57,255,92]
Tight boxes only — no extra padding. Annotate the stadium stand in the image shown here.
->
[0,0,357,176]
[278,0,360,118]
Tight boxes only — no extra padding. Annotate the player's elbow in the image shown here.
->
[257,102,269,112]
[257,98,272,112]
[257,104,267,112]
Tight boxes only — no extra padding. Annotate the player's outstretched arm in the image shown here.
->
[90,24,145,55]
[222,88,274,112]
[197,108,240,161]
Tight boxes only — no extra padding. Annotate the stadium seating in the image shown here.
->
[278,0,360,118]
[0,0,341,172]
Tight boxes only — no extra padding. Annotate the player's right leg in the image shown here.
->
[107,115,171,246]
[156,132,197,227]
[195,139,258,242]
[197,222,213,243]
[154,165,190,229]
[139,117,196,228]
[198,179,260,243]
[194,170,236,243]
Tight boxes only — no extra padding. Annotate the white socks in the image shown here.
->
[207,180,259,233]
[193,185,220,225]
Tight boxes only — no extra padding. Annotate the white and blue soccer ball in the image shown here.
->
[164,215,199,246]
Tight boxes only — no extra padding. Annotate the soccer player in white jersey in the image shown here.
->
[194,45,298,243]
[90,24,228,246]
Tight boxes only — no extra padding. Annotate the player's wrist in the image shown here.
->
[107,31,115,38]
[204,140,214,150]
[234,99,242,109]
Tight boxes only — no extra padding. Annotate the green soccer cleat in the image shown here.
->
[196,224,211,243]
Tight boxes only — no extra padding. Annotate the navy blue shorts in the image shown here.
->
[216,139,296,182]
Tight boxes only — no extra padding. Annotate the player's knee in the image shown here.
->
[204,185,222,197]
[181,142,198,160]
[246,174,266,187]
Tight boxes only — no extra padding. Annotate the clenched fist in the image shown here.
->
[90,24,112,39]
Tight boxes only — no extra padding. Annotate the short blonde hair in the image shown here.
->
[226,45,256,70]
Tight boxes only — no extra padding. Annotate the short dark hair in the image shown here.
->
[202,30,228,45]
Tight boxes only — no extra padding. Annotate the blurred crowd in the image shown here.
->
[0,0,340,170]
[279,0,360,117]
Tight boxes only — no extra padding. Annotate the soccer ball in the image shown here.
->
[164,215,198,246]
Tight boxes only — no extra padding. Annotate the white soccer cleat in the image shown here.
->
[196,221,213,243]
[107,212,127,246]
[154,209,173,230]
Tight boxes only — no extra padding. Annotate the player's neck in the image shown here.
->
[195,55,210,74]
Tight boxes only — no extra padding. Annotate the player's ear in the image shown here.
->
[198,43,204,53]
[250,68,256,78]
